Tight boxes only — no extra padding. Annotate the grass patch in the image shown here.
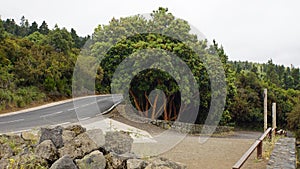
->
[0,86,46,112]
[262,135,283,160]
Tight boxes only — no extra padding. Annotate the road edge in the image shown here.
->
[0,94,111,118]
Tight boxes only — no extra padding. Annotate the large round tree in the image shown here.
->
[84,7,230,124]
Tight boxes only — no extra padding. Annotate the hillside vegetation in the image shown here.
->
[0,16,89,110]
[0,8,300,137]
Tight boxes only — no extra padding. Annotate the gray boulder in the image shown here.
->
[146,157,186,169]
[105,152,129,169]
[50,155,78,169]
[86,129,105,148]
[21,131,39,142]
[58,132,97,159]
[65,125,86,136]
[75,150,106,169]
[127,159,149,169]
[104,131,133,154]
[62,130,76,145]
[35,140,58,161]
[39,126,64,148]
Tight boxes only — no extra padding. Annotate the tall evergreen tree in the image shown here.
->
[29,21,39,34]
[283,71,294,89]
[291,67,300,89]
[20,16,25,26]
[0,18,4,41]
[266,59,280,86]
[3,19,17,35]
[39,21,49,35]
[47,25,74,53]
[70,28,81,48]
[17,16,29,36]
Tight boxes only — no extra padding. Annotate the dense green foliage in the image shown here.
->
[0,17,89,110]
[86,8,229,124]
[0,10,300,136]
[86,7,300,130]
[231,60,300,90]
[229,60,300,130]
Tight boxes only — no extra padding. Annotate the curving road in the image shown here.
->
[0,95,123,134]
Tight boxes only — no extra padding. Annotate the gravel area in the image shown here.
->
[159,135,268,169]
[109,107,268,169]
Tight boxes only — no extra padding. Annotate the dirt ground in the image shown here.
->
[109,109,268,169]
[159,135,267,169]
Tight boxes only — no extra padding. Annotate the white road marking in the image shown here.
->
[68,97,121,112]
[51,122,70,127]
[79,117,91,121]
[40,111,64,118]
[68,108,77,111]
[71,97,113,110]
[79,103,94,108]
[0,118,24,124]
[0,95,108,118]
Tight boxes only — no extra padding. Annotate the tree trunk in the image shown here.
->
[168,96,175,120]
[163,96,168,120]
[144,91,149,117]
[151,94,159,119]
[129,89,143,114]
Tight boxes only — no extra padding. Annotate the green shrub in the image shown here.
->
[0,86,46,110]
[287,97,300,139]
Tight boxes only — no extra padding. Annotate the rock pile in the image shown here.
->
[0,124,186,169]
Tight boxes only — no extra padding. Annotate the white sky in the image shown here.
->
[1,0,300,67]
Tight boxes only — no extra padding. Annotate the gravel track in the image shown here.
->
[110,108,268,169]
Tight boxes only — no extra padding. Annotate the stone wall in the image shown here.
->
[267,137,297,169]
[150,120,234,134]
[0,125,186,169]
[120,108,234,135]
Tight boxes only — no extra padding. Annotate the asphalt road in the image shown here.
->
[0,95,123,134]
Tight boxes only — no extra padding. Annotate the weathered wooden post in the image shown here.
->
[257,141,263,159]
[272,103,277,139]
[264,89,268,131]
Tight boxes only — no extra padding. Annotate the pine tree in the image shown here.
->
[266,59,280,86]
[39,21,49,35]
[29,21,39,34]
[3,19,17,35]
[0,18,4,41]
[291,67,300,89]
[70,28,81,48]
[17,16,29,36]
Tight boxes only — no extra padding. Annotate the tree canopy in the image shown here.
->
[0,16,90,110]
[78,8,230,124]
[0,9,300,137]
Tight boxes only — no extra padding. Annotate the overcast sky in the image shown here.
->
[1,0,300,67]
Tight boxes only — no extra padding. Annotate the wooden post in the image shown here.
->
[264,89,268,131]
[257,141,263,159]
[272,103,276,139]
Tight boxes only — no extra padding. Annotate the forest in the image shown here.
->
[0,8,300,137]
